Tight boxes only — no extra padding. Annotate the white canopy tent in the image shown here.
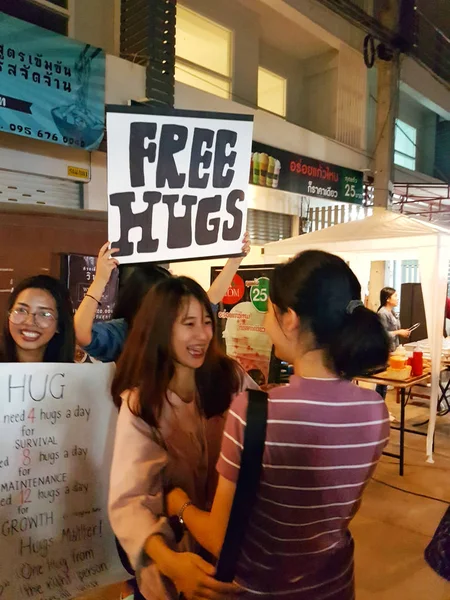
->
[264,209,450,461]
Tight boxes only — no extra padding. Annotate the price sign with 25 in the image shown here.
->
[250,277,270,313]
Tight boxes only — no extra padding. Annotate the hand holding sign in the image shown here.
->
[241,231,251,257]
[95,243,120,287]
[107,107,254,265]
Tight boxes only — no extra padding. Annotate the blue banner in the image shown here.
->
[0,14,105,151]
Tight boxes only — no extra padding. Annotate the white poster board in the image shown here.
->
[106,106,254,264]
[0,363,127,599]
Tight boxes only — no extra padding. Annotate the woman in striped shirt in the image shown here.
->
[167,250,390,599]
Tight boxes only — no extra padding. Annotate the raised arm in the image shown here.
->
[74,243,119,347]
[207,233,250,305]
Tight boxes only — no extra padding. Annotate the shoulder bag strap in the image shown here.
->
[215,388,269,583]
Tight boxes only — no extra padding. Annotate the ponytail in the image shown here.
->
[329,306,390,379]
[270,251,390,379]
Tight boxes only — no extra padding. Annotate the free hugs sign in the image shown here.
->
[106,106,254,264]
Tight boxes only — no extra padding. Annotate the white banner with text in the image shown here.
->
[0,362,127,600]
[107,107,254,264]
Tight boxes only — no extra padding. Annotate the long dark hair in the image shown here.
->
[0,275,75,363]
[111,276,243,428]
[270,250,389,379]
[112,264,170,327]
[379,287,396,310]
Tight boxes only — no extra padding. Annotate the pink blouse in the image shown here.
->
[109,375,257,600]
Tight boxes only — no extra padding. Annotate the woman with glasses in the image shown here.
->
[0,275,75,363]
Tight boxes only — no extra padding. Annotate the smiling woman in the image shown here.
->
[0,275,75,363]
[108,275,258,600]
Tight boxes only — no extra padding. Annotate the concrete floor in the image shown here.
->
[76,390,450,600]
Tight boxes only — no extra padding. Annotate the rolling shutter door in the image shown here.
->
[0,170,82,209]
[247,209,292,245]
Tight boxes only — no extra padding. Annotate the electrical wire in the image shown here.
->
[315,0,450,90]
[372,477,450,506]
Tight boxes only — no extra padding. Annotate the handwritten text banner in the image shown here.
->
[0,363,127,600]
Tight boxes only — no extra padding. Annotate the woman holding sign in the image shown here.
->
[0,275,75,363]
[74,235,251,363]
[165,251,390,600]
[108,275,257,600]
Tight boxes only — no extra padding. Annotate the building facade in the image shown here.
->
[0,0,448,292]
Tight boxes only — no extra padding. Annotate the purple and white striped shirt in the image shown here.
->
[217,375,389,599]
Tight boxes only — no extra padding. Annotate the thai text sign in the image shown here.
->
[0,14,105,150]
[250,141,364,204]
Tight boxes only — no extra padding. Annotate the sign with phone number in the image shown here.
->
[9,123,86,148]
[0,14,105,151]
[251,141,364,205]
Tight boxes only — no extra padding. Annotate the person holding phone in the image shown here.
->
[376,287,410,399]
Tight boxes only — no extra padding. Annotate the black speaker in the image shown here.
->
[400,283,427,343]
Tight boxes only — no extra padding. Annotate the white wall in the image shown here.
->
[71,0,120,55]
[84,152,107,211]
[175,82,370,172]
[368,261,385,312]
[336,44,367,150]
[283,0,450,121]
[105,55,146,105]
[303,51,339,140]
[394,166,442,185]
[0,132,90,181]
[400,59,450,121]
[259,42,305,127]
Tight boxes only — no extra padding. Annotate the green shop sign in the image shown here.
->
[250,141,363,205]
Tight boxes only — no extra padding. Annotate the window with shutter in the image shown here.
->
[247,209,292,245]
[0,170,82,209]
[258,67,287,118]
[175,5,232,100]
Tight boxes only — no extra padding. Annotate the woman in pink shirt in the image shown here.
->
[167,250,390,599]
[108,276,256,600]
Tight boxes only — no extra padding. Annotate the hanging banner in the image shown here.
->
[106,106,254,264]
[0,13,105,150]
[211,264,278,386]
[0,363,127,599]
[250,141,364,204]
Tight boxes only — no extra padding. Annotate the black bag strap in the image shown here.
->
[215,388,269,583]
